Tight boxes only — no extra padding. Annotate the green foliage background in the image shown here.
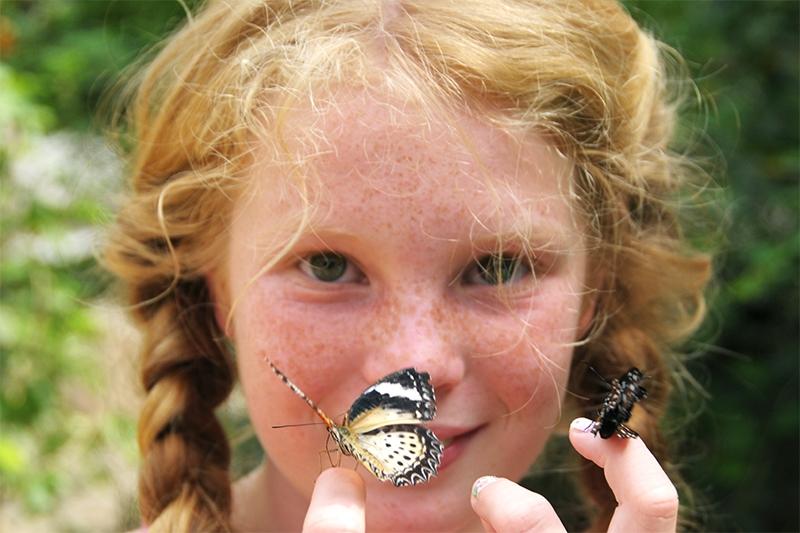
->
[1,1,797,531]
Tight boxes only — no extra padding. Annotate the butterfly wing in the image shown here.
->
[268,361,443,485]
[346,424,443,486]
[345,368,436,431]
[342,369,442,486]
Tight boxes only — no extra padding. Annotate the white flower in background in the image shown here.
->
[10,131,122,207]
[6,131,122,265]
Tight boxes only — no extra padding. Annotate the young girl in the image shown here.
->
[104,0,712,531]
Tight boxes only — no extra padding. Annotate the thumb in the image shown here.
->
[303,468,366,533]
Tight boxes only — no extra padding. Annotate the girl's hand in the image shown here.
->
[302,417,678,532]
[303,468,366,533]
[470,417,679,532]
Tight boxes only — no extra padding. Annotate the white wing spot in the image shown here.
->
[366,382,423,402]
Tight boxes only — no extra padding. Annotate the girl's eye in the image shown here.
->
[299,252,363,283]
[465,253,531,286]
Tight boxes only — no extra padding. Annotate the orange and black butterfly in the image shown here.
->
[267,360,443,486]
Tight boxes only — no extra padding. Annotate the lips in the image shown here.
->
[429,424,484,471]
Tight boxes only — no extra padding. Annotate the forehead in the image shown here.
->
[243,89,578,242]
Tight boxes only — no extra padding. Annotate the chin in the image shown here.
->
[365,500,475,533]
[360,464,478,532]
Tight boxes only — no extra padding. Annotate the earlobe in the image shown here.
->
[206,270,234,338]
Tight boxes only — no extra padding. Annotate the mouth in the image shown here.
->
[430,424,485,472]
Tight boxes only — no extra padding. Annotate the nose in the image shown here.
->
[360,290,466,395]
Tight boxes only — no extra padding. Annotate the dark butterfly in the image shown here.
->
[590,367,648,439]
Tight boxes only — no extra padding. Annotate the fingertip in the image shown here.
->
[568,417,637,467]
[569,418,600,457]
[469,477,565,532]
[317,466,365,492]
[471,475,501,501]
[313,467,366,504]
[568,417,596,435]
[304,468,366,533]
[469,476,507,519]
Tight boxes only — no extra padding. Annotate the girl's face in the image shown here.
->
[216,91,591,531]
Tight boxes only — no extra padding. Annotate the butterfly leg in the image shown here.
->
[320,432,343,467]
[615,423,640,439]
[325,432,334,467]
[318,450,341,470]
[334,445,342,467]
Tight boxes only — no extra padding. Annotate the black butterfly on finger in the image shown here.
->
[267,359,443,486]
[587,366,648,439]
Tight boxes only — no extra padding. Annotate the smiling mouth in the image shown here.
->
[441,429,474,448]
[434,425,484,471]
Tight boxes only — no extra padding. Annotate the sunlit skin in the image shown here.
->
[210,90,594,532]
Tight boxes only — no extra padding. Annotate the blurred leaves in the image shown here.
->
[0,0,164,521]
[626,2,799,531]
[2,0,200,129]
[0,71,111,513]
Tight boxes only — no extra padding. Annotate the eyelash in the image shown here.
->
[297,251,532,286]
[298,252,365,284]
[463,253,532,286]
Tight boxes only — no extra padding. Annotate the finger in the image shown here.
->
[303,467,366,533]
[569,418,679,533]
[471,476,567,533]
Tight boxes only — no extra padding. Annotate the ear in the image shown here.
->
[206,269,234,338]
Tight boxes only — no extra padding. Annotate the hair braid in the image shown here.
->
[135,280,234,531]
[104,181,237,529]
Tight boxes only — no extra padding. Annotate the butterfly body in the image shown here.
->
[591,367,647,439]
[268,360,443,486]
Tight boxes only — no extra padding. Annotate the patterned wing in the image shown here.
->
[345,368,436,432]
[346,424,443,486]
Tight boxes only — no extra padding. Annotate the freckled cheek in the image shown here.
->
[234,358,323,483]
[234,292,375,403]
[465,291,580,416]
[234,297,360,486]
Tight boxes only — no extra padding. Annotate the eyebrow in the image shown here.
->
[285,222,579,258]
[467,228,577,255]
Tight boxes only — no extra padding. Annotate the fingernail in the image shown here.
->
[471,476,499,499]
[570,417,595,433]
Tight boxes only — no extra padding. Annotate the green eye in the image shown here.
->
[471,254,528,285]
[303,252,348,282]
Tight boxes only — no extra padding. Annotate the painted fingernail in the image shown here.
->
[471,476,499,499]
[570,417,595,433]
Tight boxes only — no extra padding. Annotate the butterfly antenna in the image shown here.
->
[267,358,336,428]
[272,421,328,429]
[586,364,611,385]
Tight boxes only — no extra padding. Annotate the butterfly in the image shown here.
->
[267,359,443,487]
[590,367,648,439]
